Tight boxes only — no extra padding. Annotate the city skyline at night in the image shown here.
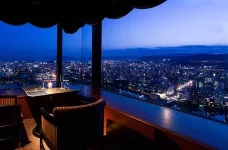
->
[1,2,228,149]
[0,0,228,124]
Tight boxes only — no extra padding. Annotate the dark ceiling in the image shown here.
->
[0,0,166,34]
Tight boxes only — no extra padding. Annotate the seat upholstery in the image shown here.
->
[40,97,106,150]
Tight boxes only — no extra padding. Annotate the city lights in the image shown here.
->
[0,56,227,123]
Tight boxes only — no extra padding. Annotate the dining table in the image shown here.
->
[23,85,80,137]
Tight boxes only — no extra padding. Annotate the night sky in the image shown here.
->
[0,0,228,59]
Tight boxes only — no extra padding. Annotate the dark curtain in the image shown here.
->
[0,0,166,34]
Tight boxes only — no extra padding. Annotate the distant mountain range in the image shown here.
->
[102,45,228,59]
[51,56,78,61]
[0,45,228,61]
[139,53,228,61]
[139,53,228,69]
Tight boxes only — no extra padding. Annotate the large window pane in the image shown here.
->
[0,22,57,89]
[62,25,92,89]
[102,1,228,123]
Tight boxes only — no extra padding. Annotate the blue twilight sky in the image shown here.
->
[0,0,228,59]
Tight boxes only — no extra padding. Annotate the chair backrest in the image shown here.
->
[53,98,106,149]
[0,96,17,106]
[0,105,21,149]
[0,105,21,126]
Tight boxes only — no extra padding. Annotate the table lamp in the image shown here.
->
[48,82,53,89]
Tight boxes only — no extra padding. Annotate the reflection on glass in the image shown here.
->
[161,108,172,128]
[62,25,92,86]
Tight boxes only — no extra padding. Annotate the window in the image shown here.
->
[102,1,228,123]
[62,25,92,88]
[0,22,57,89]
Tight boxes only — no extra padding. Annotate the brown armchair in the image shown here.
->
[0,105,22,149]
[0,96,22,149]
[40,98,106,150]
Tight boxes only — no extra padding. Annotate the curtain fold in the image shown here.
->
[0,0,166,34]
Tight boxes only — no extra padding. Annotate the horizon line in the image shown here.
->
[103,44,228,51]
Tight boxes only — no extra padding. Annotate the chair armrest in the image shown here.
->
[41,111,57,147]
[40,108,56,126]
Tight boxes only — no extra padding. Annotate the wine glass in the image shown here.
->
[41,81,45,89]
[60,81,63,89]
